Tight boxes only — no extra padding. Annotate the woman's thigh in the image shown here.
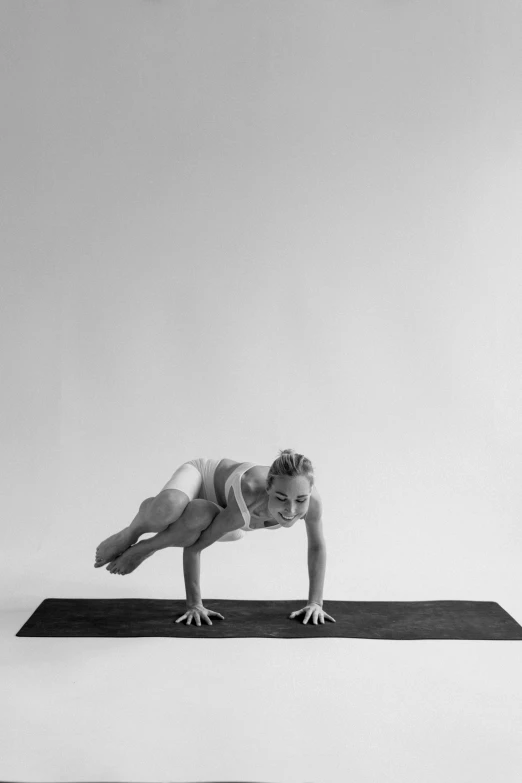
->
[181,498,222,533]
[160,461,203,500]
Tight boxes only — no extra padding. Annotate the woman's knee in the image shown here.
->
[147,489,190,529]
[139,497,155,514]
[182,499,221,532]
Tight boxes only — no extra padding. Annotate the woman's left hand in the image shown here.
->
[289,603,336,625]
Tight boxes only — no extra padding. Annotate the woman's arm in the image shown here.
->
[288,503,334,624]
[177,502,242,626]
[288,499,335,624]
[178,548,225,625]
[307,545,327,606]
[183,547,202,606]
[305,495,327,605]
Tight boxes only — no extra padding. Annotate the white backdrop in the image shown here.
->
[2,0,522,623]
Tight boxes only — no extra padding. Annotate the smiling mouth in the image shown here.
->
[280,514,295,521]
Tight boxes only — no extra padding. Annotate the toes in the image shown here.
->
[106,558,126,575]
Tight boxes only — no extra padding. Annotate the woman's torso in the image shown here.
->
[213,458,318,529]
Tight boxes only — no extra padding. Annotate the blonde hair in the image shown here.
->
[266,448,314,491]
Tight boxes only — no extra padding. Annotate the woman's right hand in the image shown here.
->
[175,604,225,626]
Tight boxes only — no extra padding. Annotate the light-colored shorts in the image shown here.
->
[160,457,244,543]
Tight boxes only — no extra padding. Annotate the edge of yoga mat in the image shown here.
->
[15,598,522,640]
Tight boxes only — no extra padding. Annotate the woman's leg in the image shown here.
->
[94,489,192,567]
[94,462,205,567]
[105,499,221,575]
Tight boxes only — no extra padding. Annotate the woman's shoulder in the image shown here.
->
[304,486,323,521]
[220,462,264,505]
[243,465,269,496]
[310,484,322,501]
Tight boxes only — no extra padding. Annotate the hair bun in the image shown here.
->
[267,449,314,490]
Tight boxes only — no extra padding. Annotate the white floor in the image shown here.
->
[2,606,522,783]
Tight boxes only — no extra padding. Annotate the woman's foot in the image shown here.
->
[94,528,138,568]
[105,542,153,575]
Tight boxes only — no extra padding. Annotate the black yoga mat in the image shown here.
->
[15,598,522,639]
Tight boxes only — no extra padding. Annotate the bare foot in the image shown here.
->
[105,542,153,575]
[94,528,138,568]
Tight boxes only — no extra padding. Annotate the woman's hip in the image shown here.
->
[161,457,221,504]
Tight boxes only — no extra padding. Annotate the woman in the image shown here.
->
[94,449,335,627]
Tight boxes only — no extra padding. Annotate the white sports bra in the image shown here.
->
[224,462,281,532]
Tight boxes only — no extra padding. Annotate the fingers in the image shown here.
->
[302,608,316,624]
[289,606,336,625]
[208,611,225,620]
[175,613,194,625]
[307,612,336,624]
[174,609,225,626]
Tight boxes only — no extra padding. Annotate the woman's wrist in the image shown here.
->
[185,588,202,606]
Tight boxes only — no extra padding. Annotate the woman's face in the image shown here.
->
[266,475,312,527]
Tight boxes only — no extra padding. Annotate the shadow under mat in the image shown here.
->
[15,598,522,639]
